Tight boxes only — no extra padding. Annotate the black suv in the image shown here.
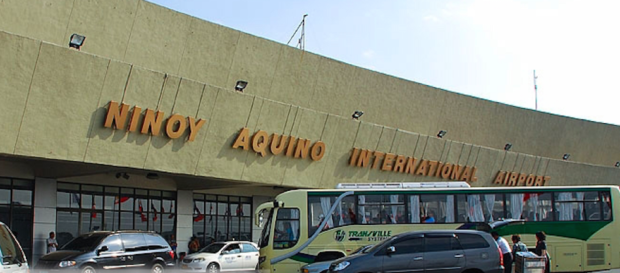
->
[35,230,175,273]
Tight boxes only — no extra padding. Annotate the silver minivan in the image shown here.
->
[0,221,29,273]
[328,230,503,273]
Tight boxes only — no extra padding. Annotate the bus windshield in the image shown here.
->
[258,209,274,249]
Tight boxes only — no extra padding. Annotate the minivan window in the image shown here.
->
[100,235,123,252]
[145,234,168,250]
[456,233,490,249]
[61,233,107,252]
[425,237,461,252]
[121,234,148,252]
[0,224,26,264]
[392,237,423,254]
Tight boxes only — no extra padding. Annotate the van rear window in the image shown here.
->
[456,233,490,249]
[145,234,169,249]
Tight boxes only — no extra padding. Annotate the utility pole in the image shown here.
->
[287,14,308,51]
[534,70,538,110]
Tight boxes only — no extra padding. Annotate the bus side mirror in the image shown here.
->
[255,211,264,227]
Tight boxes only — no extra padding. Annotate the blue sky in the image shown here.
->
[147,0,620,125]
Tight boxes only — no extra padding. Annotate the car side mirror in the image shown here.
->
[97,246,109,256]
[386,246,396,254]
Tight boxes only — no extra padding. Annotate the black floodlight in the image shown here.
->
[504,143,512,151]
[437,130,447,138]
[69,34,86,50]
[352,111,364,120]
[235,80,248,92]
[563,154,570,160]
[615,162,620,168]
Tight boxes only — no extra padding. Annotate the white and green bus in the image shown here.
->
[254,183,618,273]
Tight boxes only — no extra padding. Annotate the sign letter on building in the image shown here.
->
[232,128,326,161]
[103,100,206,141]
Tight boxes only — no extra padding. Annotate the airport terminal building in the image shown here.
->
[1,0,620,264]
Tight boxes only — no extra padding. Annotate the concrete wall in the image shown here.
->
[1,0,619,168]
[0,31,619,188]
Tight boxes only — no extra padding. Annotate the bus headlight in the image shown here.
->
[332,261,350,271]
[58,261,76,268]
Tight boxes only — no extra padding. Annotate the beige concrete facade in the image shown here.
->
[0,0,620,190]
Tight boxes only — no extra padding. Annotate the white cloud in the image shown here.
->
[423,15,440,22]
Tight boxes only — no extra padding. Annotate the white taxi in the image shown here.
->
[181,241,259,272]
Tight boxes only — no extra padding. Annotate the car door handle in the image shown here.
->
[414,257,423,261]
[454,254,464,258]
[237,255,242,258]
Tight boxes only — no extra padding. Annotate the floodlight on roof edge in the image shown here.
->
[563,153,570,160]
[69,33,86,50]
[352,111,364,120]
[437,130,447,138]
[504,143,512,151]
[235,80,248,92]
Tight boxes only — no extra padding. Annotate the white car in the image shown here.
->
[181,241,259,272]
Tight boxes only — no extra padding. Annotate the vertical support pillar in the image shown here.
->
[32,178,57,264]
[176,190,193,255]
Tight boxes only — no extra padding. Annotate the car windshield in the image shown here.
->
[61,233,107,252]
[200,243,226,254]
[352,245,374,254]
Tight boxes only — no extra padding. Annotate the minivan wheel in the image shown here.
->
[81,265,96,273]
[152,263,165,273]
[206,262,220,273]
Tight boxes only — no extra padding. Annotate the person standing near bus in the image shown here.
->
[534,231,550,273]
[492,232,512,273]
[512,234,528,254]
[188,236,200,254]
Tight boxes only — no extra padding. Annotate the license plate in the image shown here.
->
[181,264,189,269]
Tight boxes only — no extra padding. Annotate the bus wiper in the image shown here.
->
[2,255,13,265]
